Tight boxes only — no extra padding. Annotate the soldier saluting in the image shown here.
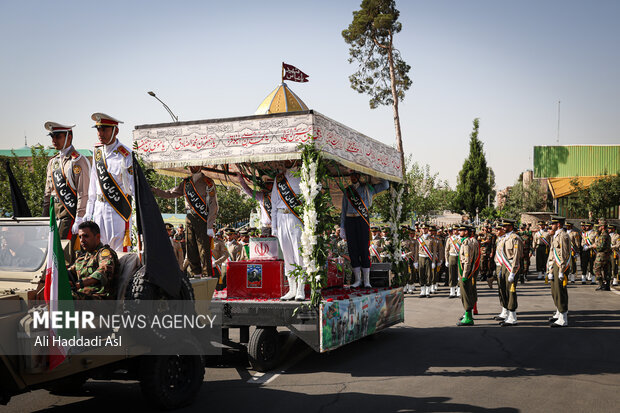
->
[42,122,91,243]
[85,113,134,252]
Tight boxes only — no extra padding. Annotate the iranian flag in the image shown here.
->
[43,203,76,370]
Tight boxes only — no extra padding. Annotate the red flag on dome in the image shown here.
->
[282,62,309,83]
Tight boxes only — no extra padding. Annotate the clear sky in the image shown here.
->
[1,0,618,188]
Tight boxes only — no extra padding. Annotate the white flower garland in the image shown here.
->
[299,157,322,281]
[388,184,405,263]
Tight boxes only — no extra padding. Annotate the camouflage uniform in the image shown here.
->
[593,227,611,289]
[519,230,532,279]
[478,232,493,281]
[610,229,619,284]
[68,243,118,299]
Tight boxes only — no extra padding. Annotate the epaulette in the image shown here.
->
[118,146,130,157]
[71,150,81,159]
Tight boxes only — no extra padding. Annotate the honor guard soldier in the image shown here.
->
[478,226,494,284]
[546,216,570,327]
[369,227,384,263]
[152,166,218,278]
[237,173,274,236]
[495,219,522,326]
[445,226,462,298]
[581,221,597,284]
[414,223,438,297]
[225,229,247,262]
[609,225,619,286]
[456,225,480,326]
[565,222,580,282]
[339,172,388,288]
[593,222,612,291]
[42,122,91,247]
[85,113,134,252]
[402,227,416,293]
[533,221,551,279]
[380,226,392,263]
[430,225,444,293]
[271,160,305,301]
[518,224,532,282]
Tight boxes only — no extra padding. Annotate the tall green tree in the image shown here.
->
[216,185,257,226]
[342,0,411,179]
[585,174,620,218]
[453,118,490,218]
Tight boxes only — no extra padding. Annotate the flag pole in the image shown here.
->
[281,62,284,83]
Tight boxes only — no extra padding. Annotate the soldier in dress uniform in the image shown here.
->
[68,221,118,299]
[495,219,522,326]
[581,221,597,284]
[545,216,571,327]
[593,222,612,291]
[402,226,416,294]
[456,225,480,326]
[445,226,461,298]
[380,226,392,263]
[430,225,444,293]
[532,221,551,279]
[271,160,305,300]
[369,226,384,263]
[565,222,580,283]
[152,166,218,278]
[165,223,185,269]
[42,122,91,253]
[414,223,438,297]
[519,223,532,283]
[85,113,134,253]
[478,226,493,285]
[609,224,619,286]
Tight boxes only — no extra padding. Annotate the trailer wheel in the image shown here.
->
[247,327,280,372]
[139,336,204,410]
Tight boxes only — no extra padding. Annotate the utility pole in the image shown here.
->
[557,100,561,144]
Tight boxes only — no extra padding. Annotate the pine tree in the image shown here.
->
[453,118,490,219]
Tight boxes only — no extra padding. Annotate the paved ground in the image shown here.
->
[3,277,620,413]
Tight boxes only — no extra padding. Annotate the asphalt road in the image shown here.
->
[3,277,620,413]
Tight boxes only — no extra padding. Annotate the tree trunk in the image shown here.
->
[386,33,406,181]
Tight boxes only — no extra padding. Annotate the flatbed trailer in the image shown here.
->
[210,286,404,371]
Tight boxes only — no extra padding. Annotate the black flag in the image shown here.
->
[5,161,31,217]
[132,154,182,298]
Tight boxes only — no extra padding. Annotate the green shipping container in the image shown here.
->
[534,145,620,178]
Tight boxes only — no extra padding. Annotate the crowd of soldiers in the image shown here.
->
[328,217,619,327]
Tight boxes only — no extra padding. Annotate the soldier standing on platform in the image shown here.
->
[581,221,597,284]
[85,113,133,253]
[533,221,551,279]
[456,225,480,326]
[565,222,580,283]
[152,166,218,278]
[546,216,571,327]
[42,122,91,251]
[495,219,522,326]
[610,224,619,286]
[445,226,461,298]
[271,160,305,301]
[414,223,438,297]
[339,172,388,289]
[593,222,612,291]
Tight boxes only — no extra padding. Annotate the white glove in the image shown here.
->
[445,261,449,268]
[508,273,515,283]
[431,263,436,270]
[558,272,564,281]
[547,272,554,280]
[414,262,419,270]
[71,216,84,235]
[207,229,214,237]
[583,245,589,251]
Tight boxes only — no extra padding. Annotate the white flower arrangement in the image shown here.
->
[300,155,320,282]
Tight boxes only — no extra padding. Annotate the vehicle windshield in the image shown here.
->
[0,223,48,271]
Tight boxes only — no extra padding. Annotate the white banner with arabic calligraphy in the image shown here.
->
[133,111,403,182]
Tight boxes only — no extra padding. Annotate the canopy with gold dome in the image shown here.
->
[133,84,403,202]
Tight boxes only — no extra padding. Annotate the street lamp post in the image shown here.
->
[147,91,180,213]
